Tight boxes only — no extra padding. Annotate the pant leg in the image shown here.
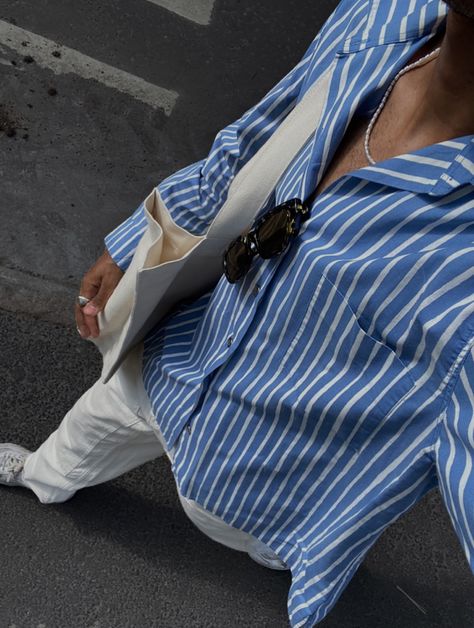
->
[21,336,287,568]
[138,392,287,566]
[173,465,287,567]
[176,492,253,552]
[22,342,165,504]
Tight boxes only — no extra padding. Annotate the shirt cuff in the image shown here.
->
[104,201,148,272]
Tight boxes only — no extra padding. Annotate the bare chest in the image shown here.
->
[313,31,446,198]
[313,114,370,197]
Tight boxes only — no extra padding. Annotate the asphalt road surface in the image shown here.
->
[0,1,473,626]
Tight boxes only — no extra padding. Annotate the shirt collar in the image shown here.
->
[349,136,474,197]
[339,0,449,54]
[333,0,474,197]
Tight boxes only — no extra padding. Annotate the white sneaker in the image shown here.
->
[0,444,31,487]
[247,537,289,571]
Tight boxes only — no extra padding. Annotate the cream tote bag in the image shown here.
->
[90,57,337,383]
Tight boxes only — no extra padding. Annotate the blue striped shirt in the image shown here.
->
[104,1,474,625]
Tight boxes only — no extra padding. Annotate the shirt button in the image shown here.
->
[252,283,260,295]
[226,335,234,347]
[186,423,192,434]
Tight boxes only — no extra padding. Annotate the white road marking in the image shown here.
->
[0,20,178,114]
[145,0,215,25]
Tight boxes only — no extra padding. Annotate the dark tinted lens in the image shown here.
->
[256,208,290,258]
[224,239,253,282]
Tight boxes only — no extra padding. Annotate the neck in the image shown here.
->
[403,9,474,141]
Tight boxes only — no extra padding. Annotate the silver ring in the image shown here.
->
[77,295,91,308]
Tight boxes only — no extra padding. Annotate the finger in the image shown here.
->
[82,277,118,338]
[79,272,100,303]
[75,302,90,338]
[82,272,120,317]
[82,311,100,338]
[77,272,100,337]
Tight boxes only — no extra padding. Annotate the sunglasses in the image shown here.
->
[222,197,311,283]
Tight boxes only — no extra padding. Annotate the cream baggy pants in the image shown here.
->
[21,342,284,562]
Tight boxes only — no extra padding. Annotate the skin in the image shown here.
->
[75,1,474,339]
[367,0,474,163]
[75,248,123,339]
[398,1,474,146]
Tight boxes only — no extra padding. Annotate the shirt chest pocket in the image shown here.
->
[281,273,417,451]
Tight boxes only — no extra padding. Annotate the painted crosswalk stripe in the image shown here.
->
[0,20,178,115]
[145,0,215,25]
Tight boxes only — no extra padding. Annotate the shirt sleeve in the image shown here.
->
[104,0,355,272]
[434,342,474,574]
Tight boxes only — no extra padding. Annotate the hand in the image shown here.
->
[75,249,124,339]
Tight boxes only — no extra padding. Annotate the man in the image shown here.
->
[1,0,473,625]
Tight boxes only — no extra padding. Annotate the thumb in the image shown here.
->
[82,279,115,315]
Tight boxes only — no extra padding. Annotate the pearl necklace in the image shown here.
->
[364,45,442,165]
